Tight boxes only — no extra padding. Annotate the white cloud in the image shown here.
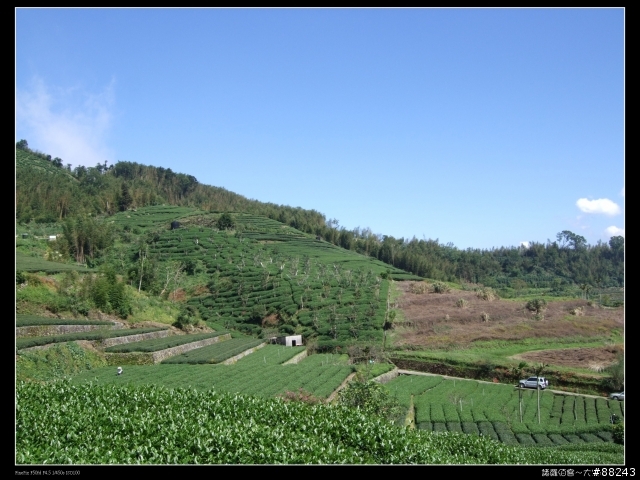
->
[16,77,115,168]
[576,198,621,216]
[605,226,624,237]
[519,241,530,249]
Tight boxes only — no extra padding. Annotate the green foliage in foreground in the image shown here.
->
[16,382,623,464]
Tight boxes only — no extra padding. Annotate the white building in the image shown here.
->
[270,335,303,347]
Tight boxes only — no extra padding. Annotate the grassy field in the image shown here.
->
[387,280,624,394]
[391,335,622,374]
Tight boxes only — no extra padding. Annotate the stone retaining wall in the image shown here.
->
[326,372,356,403]
[372,367,399,384]
[101,329,170,347]
[105,333,231,365]
[222,342,266,365]
[105,352,155,366]
[16,324,120,338]
[282,349,308,365]
[151,334,231,363]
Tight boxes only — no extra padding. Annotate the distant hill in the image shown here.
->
[15,143,624,291]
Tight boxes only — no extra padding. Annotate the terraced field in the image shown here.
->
[72,352,353,400]
[161,337,265,364]
[16,315,114,327]
[16,327,167,350]
[16,252,93,273]
[105,206,420,347]
[104,331,228,352]
[384,374,623,446]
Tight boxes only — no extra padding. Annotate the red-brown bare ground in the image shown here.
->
[511,345,623,370]
[394,282,624,360]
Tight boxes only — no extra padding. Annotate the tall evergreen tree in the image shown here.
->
[118,183,133,211]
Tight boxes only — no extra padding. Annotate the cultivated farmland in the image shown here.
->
[16,315,114,327]
[104,331,228,353]
[384,375,622,446]
[72,355,353,400]
[16,328,167,350]
[103,206,419,347]
[161,337,265,364]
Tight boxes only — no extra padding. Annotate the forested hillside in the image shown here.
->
[16,141,624,294]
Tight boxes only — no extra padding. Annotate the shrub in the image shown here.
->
[480,312,490,322]
[173,305,200,331]
[90,271,131,319]
[432,282,450,294]
[410,282,428,294]
[337,380,402,422]
[24,272,43,287]
[217,213,235,231]
[526,298,547,315]
[455,298,468,308]
[604,352,624,391]
[612,423,624,445]
[476,287,497,301]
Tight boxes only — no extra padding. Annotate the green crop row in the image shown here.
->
[16,328,167,350]
[71,359,352,400]
[16,253,93,273]
[16,315,114,327]
[235,345,306,366]
[161,338,264,364]
[104,332,227,353]
[393,376,621,445]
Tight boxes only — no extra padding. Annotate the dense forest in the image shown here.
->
[16,140,624,293]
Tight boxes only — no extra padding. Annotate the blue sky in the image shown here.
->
[16,8,624,250]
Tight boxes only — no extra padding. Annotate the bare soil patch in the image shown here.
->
[169,288,187,302]
[511,345,623,370]
[191,284,210,296]
[261,314,279,327]
[394,281,624,350]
